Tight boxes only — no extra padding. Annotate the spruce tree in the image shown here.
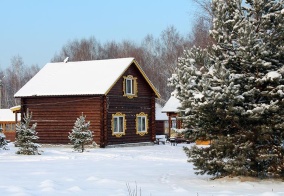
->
[170,0,284,178]
[69,113,93,152]
[16,113,41,155]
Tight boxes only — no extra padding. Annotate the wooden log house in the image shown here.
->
[14,58,160,147]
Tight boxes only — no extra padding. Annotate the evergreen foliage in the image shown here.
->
[69,113,93,152]
[170,0,284,178]
[0,128,9,150]
[15,113,41,155]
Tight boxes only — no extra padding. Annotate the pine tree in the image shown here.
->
[171,0,284,178]
[0,128,9,150]
[16,113,41,155]
[69,113,93,152]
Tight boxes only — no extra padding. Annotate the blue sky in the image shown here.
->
[0,0,197,69]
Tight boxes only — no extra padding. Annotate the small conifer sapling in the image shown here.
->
[69,113,93,152]
[0,127,9,150]
[15,112,41,155]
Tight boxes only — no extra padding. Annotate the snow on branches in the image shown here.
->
[172,0,284,178]
[15,112,41,155]
[69,113,93,152]
[0,128,9,150]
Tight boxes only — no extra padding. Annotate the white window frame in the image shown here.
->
[136,112,148,136]
[126,78,134,95]
[138,116,147,132]
[113,116,124,133]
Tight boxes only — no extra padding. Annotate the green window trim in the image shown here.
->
[111,112,126,138]
[136,112,148,136]
[123,75,138,99]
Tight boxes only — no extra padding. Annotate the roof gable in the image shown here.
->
[161,92,181,113]
[14,58,160,98]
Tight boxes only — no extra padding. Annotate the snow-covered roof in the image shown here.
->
[161,92,181,113]
[0,109,20,122]
[15,58,160,98]
[10,105,21,112]
[155,103,168,120]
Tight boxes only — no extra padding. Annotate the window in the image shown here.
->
[112,112,126,137]
[0,123,15,132]
[5,124,14,132]
[138,116,146,131]
[126,78,133,94]
[123,75,137,99]
[114,117,123,133]
[171,118,177,129]
[136,112,148,136]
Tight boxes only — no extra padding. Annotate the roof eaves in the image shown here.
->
[14,93,104,98]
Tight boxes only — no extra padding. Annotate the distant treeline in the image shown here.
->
[1,0,211,108]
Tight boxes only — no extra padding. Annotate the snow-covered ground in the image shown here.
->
[1,143,284,196]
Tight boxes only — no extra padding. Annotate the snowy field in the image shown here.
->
[1,143,284,196]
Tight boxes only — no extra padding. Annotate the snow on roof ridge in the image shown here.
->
[53,57,135,64]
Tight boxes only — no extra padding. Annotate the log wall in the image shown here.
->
[21,96,103,144]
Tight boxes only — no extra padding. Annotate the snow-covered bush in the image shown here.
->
[69,113,93,152]
[16,112,41,155]
[0,128,9,150]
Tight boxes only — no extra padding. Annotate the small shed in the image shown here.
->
[161,92,182,137]
[0,108,21,141]
[155,103,168,135]
[162,92,211,145]
[14,58,160,147]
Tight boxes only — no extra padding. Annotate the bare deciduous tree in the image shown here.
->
[50,26,192,101]
[1,55,40,108]
[191,0,213,24]
[51,37,102,62]
[191,17,212,48]
[187,0,213,49]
